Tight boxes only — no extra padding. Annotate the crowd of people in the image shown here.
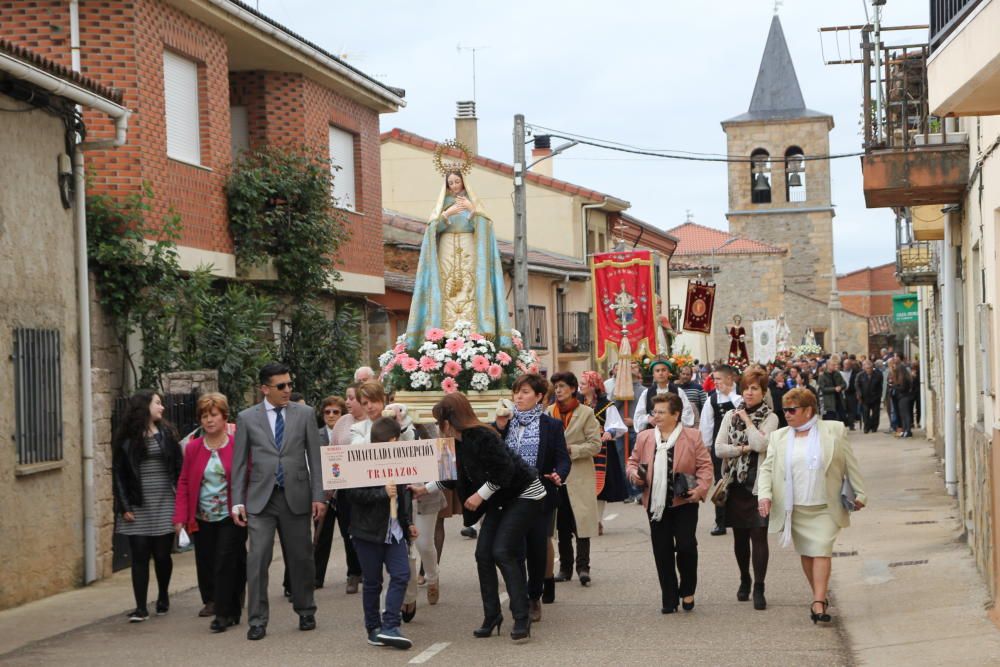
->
[111,348,883,649]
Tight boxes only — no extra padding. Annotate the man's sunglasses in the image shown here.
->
[267,382,293,391]
[782,406,805,414]
[324,408,341,416]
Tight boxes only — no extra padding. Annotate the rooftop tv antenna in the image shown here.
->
[457,44,489,104]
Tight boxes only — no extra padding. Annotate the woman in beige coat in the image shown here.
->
[547,372,602,586]
[757,387,867,625]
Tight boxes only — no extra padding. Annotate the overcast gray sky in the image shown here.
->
[259,0,928,274]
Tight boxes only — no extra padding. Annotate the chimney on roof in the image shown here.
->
[455,101,478,156]
[530,134,553,177]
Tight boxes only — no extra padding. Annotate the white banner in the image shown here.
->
[320,438,457,490]
[753,319,777,364]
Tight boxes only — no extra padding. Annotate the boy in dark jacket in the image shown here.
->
[345,417,416,650]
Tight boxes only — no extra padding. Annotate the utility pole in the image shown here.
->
[512,114,529,336]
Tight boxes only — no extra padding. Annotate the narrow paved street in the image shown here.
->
[1,456,855,666]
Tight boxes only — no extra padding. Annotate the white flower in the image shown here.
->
[470,372,490,391]
[458,346,475,360]
[418,340,437,354]
[410,371,432,389]
[432,348,448,362]
[465,360,474,370]
[378,350,393,367]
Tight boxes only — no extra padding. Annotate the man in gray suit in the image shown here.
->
[232,362,326,640]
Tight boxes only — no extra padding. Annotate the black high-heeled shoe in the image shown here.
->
[810,600,831,624]
[681,597,695,612]
[473,614,503,638]
[510,618,531,641]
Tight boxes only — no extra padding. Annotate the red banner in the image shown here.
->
[592,250,658,361]
[683,280,715,334]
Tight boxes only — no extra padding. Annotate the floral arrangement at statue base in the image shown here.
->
[378,321,538,423]
[727,354,750,372]
[791,344,823,357]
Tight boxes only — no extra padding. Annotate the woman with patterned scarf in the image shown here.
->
[495,374,570,621]
[547,372,602,586]
[579,371,628,535]
[714,368,780,610]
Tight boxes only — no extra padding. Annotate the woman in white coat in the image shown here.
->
[757,387,867,625]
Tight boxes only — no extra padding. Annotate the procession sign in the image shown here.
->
[683,280,716,334]
[592,250,658,361]
[320,438,457,490]
[752,319,778,364]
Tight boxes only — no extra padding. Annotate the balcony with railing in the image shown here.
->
[927,0,1000,116]
[860,29,969,210]
[557,311,591,354]
[895,211,939,286]
[930,0,984,51]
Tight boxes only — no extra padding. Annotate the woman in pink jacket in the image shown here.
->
[627,393,713,614]
[173,392,246,633]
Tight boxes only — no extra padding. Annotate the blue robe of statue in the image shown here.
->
[405,192,512,348]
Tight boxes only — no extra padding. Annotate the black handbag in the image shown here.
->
[673,472,697,499]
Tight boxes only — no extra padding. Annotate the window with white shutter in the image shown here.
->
[328,126,357,211]
[163,51,202,165]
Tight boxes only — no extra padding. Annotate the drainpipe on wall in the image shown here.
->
[942,215,958,496]
[68,0,131,583]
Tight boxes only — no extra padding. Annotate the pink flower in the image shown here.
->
[487,364,503,380]
[469,333,485,342]
[425,328,446,342]
[512,336,524,350]
[496,351,512,366]
[528,363,539,374]
[441,377,459,394]
[516,361,527,373]
[444,338,466,354]
[471,355,490,372]
[393,342,406,354]
[443,360,462,377]
[401,356,419,373]
[419,355,440,372]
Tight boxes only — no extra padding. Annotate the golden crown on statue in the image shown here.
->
[432,139,474,176]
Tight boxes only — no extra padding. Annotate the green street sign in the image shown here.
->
[893,293,918,323]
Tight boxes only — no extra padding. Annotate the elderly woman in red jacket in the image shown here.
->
[173,392,246,633]
[627,392,713,614]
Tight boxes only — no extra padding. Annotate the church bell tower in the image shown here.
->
[721,15,837,344]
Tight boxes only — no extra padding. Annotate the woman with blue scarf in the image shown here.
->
[495,374,570,622]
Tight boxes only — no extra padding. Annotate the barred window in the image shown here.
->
[528,305,547,350]
[13,328,63,465]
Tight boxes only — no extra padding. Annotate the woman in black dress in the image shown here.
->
[579,371,628,533]
[713,368,779,610]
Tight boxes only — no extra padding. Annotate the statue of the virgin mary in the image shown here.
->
[404,151,512,348]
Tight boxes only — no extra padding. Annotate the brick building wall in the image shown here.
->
[837,263,905,317]
[2,0,386,275]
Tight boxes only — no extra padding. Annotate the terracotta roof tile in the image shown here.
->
[665,221,785,256]
[0,38,124,104]
[381,128,627,207]
[384,270,415,293]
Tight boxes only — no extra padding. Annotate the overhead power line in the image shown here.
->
[526,124,864,164]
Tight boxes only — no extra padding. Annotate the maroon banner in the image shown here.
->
[683,280,715,334]
[592,250,658,361]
